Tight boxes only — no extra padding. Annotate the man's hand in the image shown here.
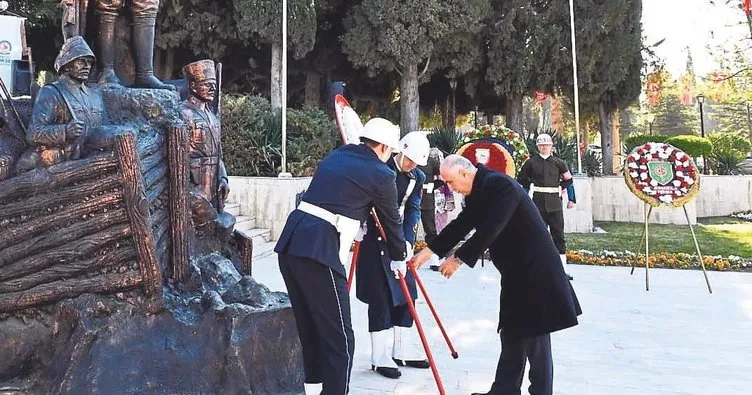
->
[218,178,230,202]
[412,247,434,270]
[65,120,85,139]
[567,201,576,210]
[390,260,407,279]
[439,255,462,279]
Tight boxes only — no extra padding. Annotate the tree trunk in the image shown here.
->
[304,71,321,108]
[270,43,282,109]
[505,93,524,133]
[583,121,590,150]
[611,109,622,174]
[164,48,175,80]
[599,101,615,175]
[400,64,420,137]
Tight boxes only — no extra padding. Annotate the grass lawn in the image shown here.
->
[567,217,752,259]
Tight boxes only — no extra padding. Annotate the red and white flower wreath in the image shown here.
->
[624,142,701,208]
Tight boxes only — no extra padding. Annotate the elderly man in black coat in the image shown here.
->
[412,154,582,395]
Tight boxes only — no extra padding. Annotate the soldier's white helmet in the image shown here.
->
[399,132,430,166]
[361,118,401,151]
[536,133,554,145]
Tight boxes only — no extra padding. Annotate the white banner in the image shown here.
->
[0,15,26,95]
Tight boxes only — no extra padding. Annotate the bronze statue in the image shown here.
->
[17,36,104,170]
[61,0,90,40]
[95,0,174,90]
[180,59,234,239]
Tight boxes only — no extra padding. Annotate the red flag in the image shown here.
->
[744,0,751,16]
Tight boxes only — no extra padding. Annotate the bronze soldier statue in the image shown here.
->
[17,36,105,171]
[96,0,174,90]
[180,59,234,239]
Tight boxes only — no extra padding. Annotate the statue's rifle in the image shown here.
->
[0,77,28,144]
[214,62,224,212]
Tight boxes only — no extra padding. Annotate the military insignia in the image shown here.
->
[647,161,673,186]
[413,223,418,233]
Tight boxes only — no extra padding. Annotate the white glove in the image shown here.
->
[405,241,415,261]
[354,222,367,242]
[391,260,407,279]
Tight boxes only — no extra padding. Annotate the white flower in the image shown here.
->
[676,152,685,159]
[640,172,648,180]
[659,195,674,203]
[672,180,681,187]
[631,153,640,160]
[683,160,689,167]
[687,178,694,185]
[659,152,670,159]
[676,171,684,177]
[639,165,647,170]
[650,179,658,187]
[629,171,638,178]
[628,162,638,169]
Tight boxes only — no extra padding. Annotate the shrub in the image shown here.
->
[624,134,669,153]
[427,126,463,156]
[664,135,713,158]
[582,150,602,176]
[708,132,752,175]
[221,94,339,177]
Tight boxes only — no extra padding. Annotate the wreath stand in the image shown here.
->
[629,203,713,293]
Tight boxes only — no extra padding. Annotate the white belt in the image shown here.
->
[531,186,560,194]
[399,179,417,219]
[298,201,360,266]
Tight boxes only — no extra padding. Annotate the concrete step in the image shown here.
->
[236,227,271,246]
[252,241,277,260]
[234,215,256,231]
[225,203,241,217]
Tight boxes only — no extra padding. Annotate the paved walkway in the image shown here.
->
[252,255,752,395]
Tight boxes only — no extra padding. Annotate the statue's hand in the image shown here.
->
[65,120,85,139]
[218,178,230,202]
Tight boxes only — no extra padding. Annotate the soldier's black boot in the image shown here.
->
[97,12,122,85]
[132,14,176,91]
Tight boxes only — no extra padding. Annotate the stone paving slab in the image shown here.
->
[252,254,752,395]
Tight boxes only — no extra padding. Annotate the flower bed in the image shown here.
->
[566,249,752,272]
[731,211,752,222]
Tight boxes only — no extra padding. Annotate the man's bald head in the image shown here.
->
[440,154,477,196]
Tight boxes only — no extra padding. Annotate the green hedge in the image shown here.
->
[664,135,713,158]
[221,94,340,177]
[623,134,669,153]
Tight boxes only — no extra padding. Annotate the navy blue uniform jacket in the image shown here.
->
[356,156,425,306]
[275,144,408,277]
[429,165,582,336]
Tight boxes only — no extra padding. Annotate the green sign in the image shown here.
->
[647,161,673,186]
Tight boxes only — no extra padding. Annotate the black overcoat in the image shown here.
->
[429,165,582,336]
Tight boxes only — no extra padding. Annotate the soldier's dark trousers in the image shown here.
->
[537,208,566,254]
[279,254,354,395]
[420,207,437,244]
[489,332,553,395]
[367,271,413,332]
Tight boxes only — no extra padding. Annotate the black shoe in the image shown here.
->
[566,273,574,280]
[371,364,401,379]
[470,392,491,395]
[393,358,430,369]
[430,265,440,271]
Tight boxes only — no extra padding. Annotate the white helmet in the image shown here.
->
[361,118,401,151]
[399,131,430,166]
[536,133,553,145]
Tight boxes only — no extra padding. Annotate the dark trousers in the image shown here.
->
[279,254,355,395]
[367,275,413,332]
[490,332,553,395]
[420,207,437,244]
[537,208,566,254]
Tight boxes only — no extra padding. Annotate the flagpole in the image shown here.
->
[569,0,583,175]
[280,0,289,176]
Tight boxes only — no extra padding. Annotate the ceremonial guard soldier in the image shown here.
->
[516,133,576,280]
[275,118,408,395]
[355,131,431,379]
[180,59,234,238]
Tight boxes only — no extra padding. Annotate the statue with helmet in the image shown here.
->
[354,129,432,380]
[16,36,105,171]
[180,59,234,240]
